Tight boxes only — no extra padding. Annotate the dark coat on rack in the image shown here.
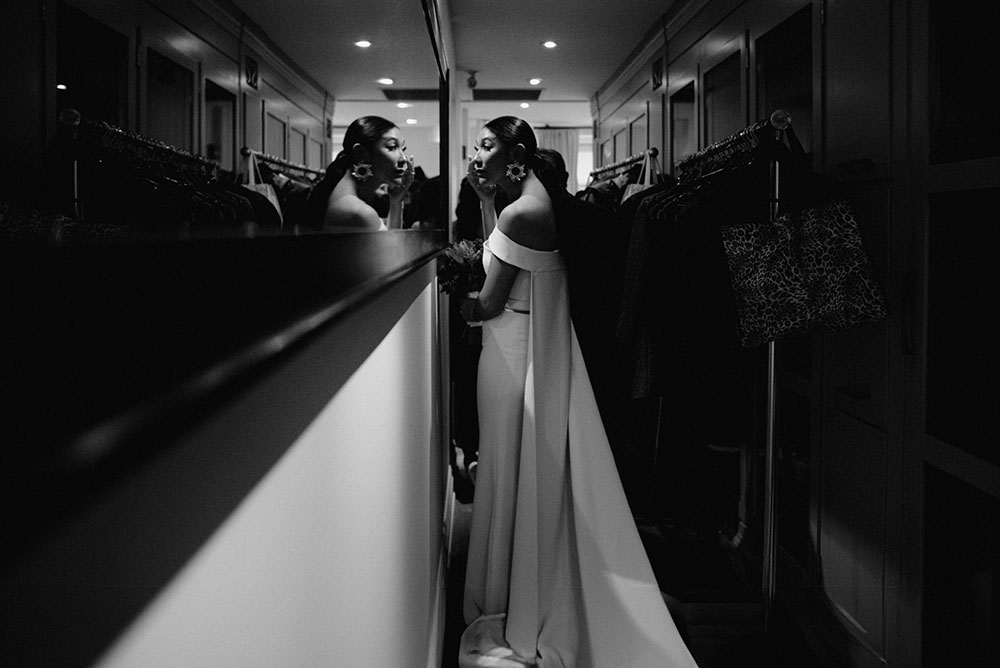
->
[617,162,772,442]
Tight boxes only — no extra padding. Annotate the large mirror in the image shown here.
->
[10,0,443,241]
[233,0,444,234]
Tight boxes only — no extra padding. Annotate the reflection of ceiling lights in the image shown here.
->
[528,78,542,85]
[406,119,418,125]
[520,103,530,109]
[56,84,67,90]
[542,41,557,49]
[397,102,413,108]
[377,78,394,85]
[355,40,371,48]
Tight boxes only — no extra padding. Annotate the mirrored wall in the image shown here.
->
[43,0,442,241]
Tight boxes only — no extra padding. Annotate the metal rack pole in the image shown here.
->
[240,146,325,177]
[656,111,790,628]
[762,112,789,631]
[589,147,658,180]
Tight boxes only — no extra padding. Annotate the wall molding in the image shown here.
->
[593,18,666,117]
[197,0,328,110]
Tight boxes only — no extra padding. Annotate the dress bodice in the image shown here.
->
[483,227,563,313]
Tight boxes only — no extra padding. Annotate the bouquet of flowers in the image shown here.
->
[437,238,486,296]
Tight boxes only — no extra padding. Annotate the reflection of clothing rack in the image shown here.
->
[74,113,218,175]
[589,147,659,181]
[240,147,324,177]
[62,109,220,221]
[672,109,791,631]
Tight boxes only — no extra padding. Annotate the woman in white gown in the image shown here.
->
[458,116,699,668]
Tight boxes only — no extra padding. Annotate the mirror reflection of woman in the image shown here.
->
[306,116,414,231]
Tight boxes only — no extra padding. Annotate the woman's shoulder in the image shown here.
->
[497,193,557,251]
[325,192,381,230]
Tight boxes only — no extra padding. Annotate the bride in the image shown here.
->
[458,116,698,668]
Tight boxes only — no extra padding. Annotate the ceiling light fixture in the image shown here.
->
[528,78,542,85]
[520,103,530,109]
[355,40,372,48]
[56,83,68,90]
[377,78,394,85]
[397,102,412,108]
[406,118,418,125]
[542,41,557,49]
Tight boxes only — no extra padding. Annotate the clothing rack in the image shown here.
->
[60,109,219,220]
[676,110,789,183]
[240,147,325,177]
[675,109,791,631]
[71,112,218,176]
[589,147,658,180]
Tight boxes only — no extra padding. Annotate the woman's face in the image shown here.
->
[367,127,409,185]
[469,127,509,188]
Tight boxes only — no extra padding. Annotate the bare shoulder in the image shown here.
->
[496,194,557,250]
[326,193,381,230]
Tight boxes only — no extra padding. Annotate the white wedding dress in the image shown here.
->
[461,227,698,668]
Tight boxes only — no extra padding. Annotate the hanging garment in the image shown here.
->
[721,198,887,347]
[267,169,316,229]
[576,173,629,211]
[616,164,764,401]
[239,152,283,227]
[461,227,698,668]
[620,150,664,204]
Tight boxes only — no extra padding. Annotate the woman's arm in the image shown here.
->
[479,198,498,239]
[461,256,519,322]
[384,156,416,230]
[467,161,498,239]
[384,196,405,230]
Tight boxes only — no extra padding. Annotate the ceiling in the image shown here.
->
[230,0,672,129]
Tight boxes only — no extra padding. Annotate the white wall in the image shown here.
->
[404,125,441,178]
[91,277,446,668]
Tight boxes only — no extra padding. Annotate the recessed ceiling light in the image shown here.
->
[405,118,418,125]
[520,103,530,109]
[397,102,413,108]
[542,41,557,49]
[56,83,68,90]
[355,40,372,48]
[528,78,542,85]
[377,78,394,85]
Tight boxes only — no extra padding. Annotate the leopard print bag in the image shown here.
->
[721,199,887,347]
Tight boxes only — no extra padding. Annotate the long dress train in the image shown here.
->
[461,227,698,668]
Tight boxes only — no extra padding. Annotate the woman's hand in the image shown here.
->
[386,154,415,200]
[467,159,496,204]
[459,294,479,322]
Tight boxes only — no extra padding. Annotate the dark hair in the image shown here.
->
[336,115,398,170]
[303,115,398,228]
[533,147,569,192]
[529,148,575,257]
[484,116,538,169]
[484,116,573,210]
